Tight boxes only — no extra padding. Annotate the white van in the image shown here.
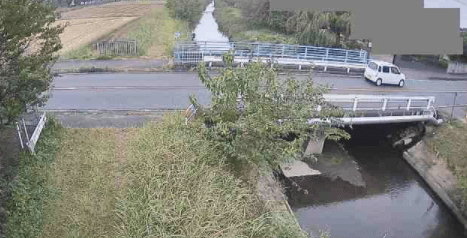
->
[364,60,406,87]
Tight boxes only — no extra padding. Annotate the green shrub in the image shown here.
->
[439,57,450,68]
[63,45,99,60]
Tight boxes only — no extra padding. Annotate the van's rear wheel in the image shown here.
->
[376,78,382,86]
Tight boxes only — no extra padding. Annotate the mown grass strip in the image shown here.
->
[40,128,123,238]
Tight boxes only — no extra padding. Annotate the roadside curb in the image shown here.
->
[53,66,174,74]
[52,66,367,77]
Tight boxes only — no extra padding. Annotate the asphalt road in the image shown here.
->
[44,72,467,120]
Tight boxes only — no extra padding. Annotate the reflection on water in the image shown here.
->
[193,1,230,51]
[284,124,466,238]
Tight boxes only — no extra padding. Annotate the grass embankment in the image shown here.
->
[214,4,296,44]
[63,7,191,60]
[426,118,467,211]
[11,113,306,237]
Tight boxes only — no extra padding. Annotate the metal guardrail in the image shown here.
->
[16,112,47,154]
[174,41,369,67]
[321,94,436,112]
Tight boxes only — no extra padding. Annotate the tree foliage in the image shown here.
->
[0,0,65,125]
[165,0,206,27]
[215,0,360,48]
[191,51,350,171]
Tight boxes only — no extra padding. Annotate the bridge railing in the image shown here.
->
[321,94,436,112]
[173,41,369,66]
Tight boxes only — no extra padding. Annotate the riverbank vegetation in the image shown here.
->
[3,117,63,238]
[4,54,350,237]
[426,118,467,211]
[212,0,367,49]
[4,114,308,237]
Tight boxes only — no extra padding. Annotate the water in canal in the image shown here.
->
[283,124,467,238]
[193,1,230,50]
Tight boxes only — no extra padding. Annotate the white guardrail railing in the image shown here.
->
[321,94,436,112]
[174,41,370,67]
[186,94,441,125]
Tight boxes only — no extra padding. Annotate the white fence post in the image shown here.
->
[16,122,24,149]
[406,99,412,111]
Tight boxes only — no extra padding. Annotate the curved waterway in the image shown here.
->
[283,124,467,238]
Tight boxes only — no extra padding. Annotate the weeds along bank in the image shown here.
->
[423,119,467,223]
[4,114,307,237]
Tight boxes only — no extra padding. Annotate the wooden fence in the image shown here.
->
[94,39,139,56]
[447,61,467,74]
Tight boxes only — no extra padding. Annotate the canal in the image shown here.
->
[283,124,467,238]
[192,2,467,236]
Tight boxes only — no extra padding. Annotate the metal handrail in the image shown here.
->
[174,41,369,66]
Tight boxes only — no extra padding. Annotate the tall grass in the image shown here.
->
[127,8,165,56]
[125,7,191,57]
[162,9,191,57]
[62,44,99,60]
[115,113,308,237]
[426,119,467,213]
[5,116,63,238]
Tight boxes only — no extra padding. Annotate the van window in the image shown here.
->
[368,62,378,70]
[382,66,390,73]
[391,67,400,74]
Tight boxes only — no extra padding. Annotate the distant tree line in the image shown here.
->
[213,0,365,49]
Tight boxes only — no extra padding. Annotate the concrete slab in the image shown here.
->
[281,160,321,177]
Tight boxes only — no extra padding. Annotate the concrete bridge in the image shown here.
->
[186,93,442,158]
[303,94,442,155]
[174,41,370,72]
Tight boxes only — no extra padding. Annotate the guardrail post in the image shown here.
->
[382,99,388,111]
[406,99,412,111]
[451,92,458,122]
[22,118,29,143]
[426,98,432,110]
[305,47,308,59]
[353,98,358,111]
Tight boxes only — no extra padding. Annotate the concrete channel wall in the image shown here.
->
[403,139,467,231]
